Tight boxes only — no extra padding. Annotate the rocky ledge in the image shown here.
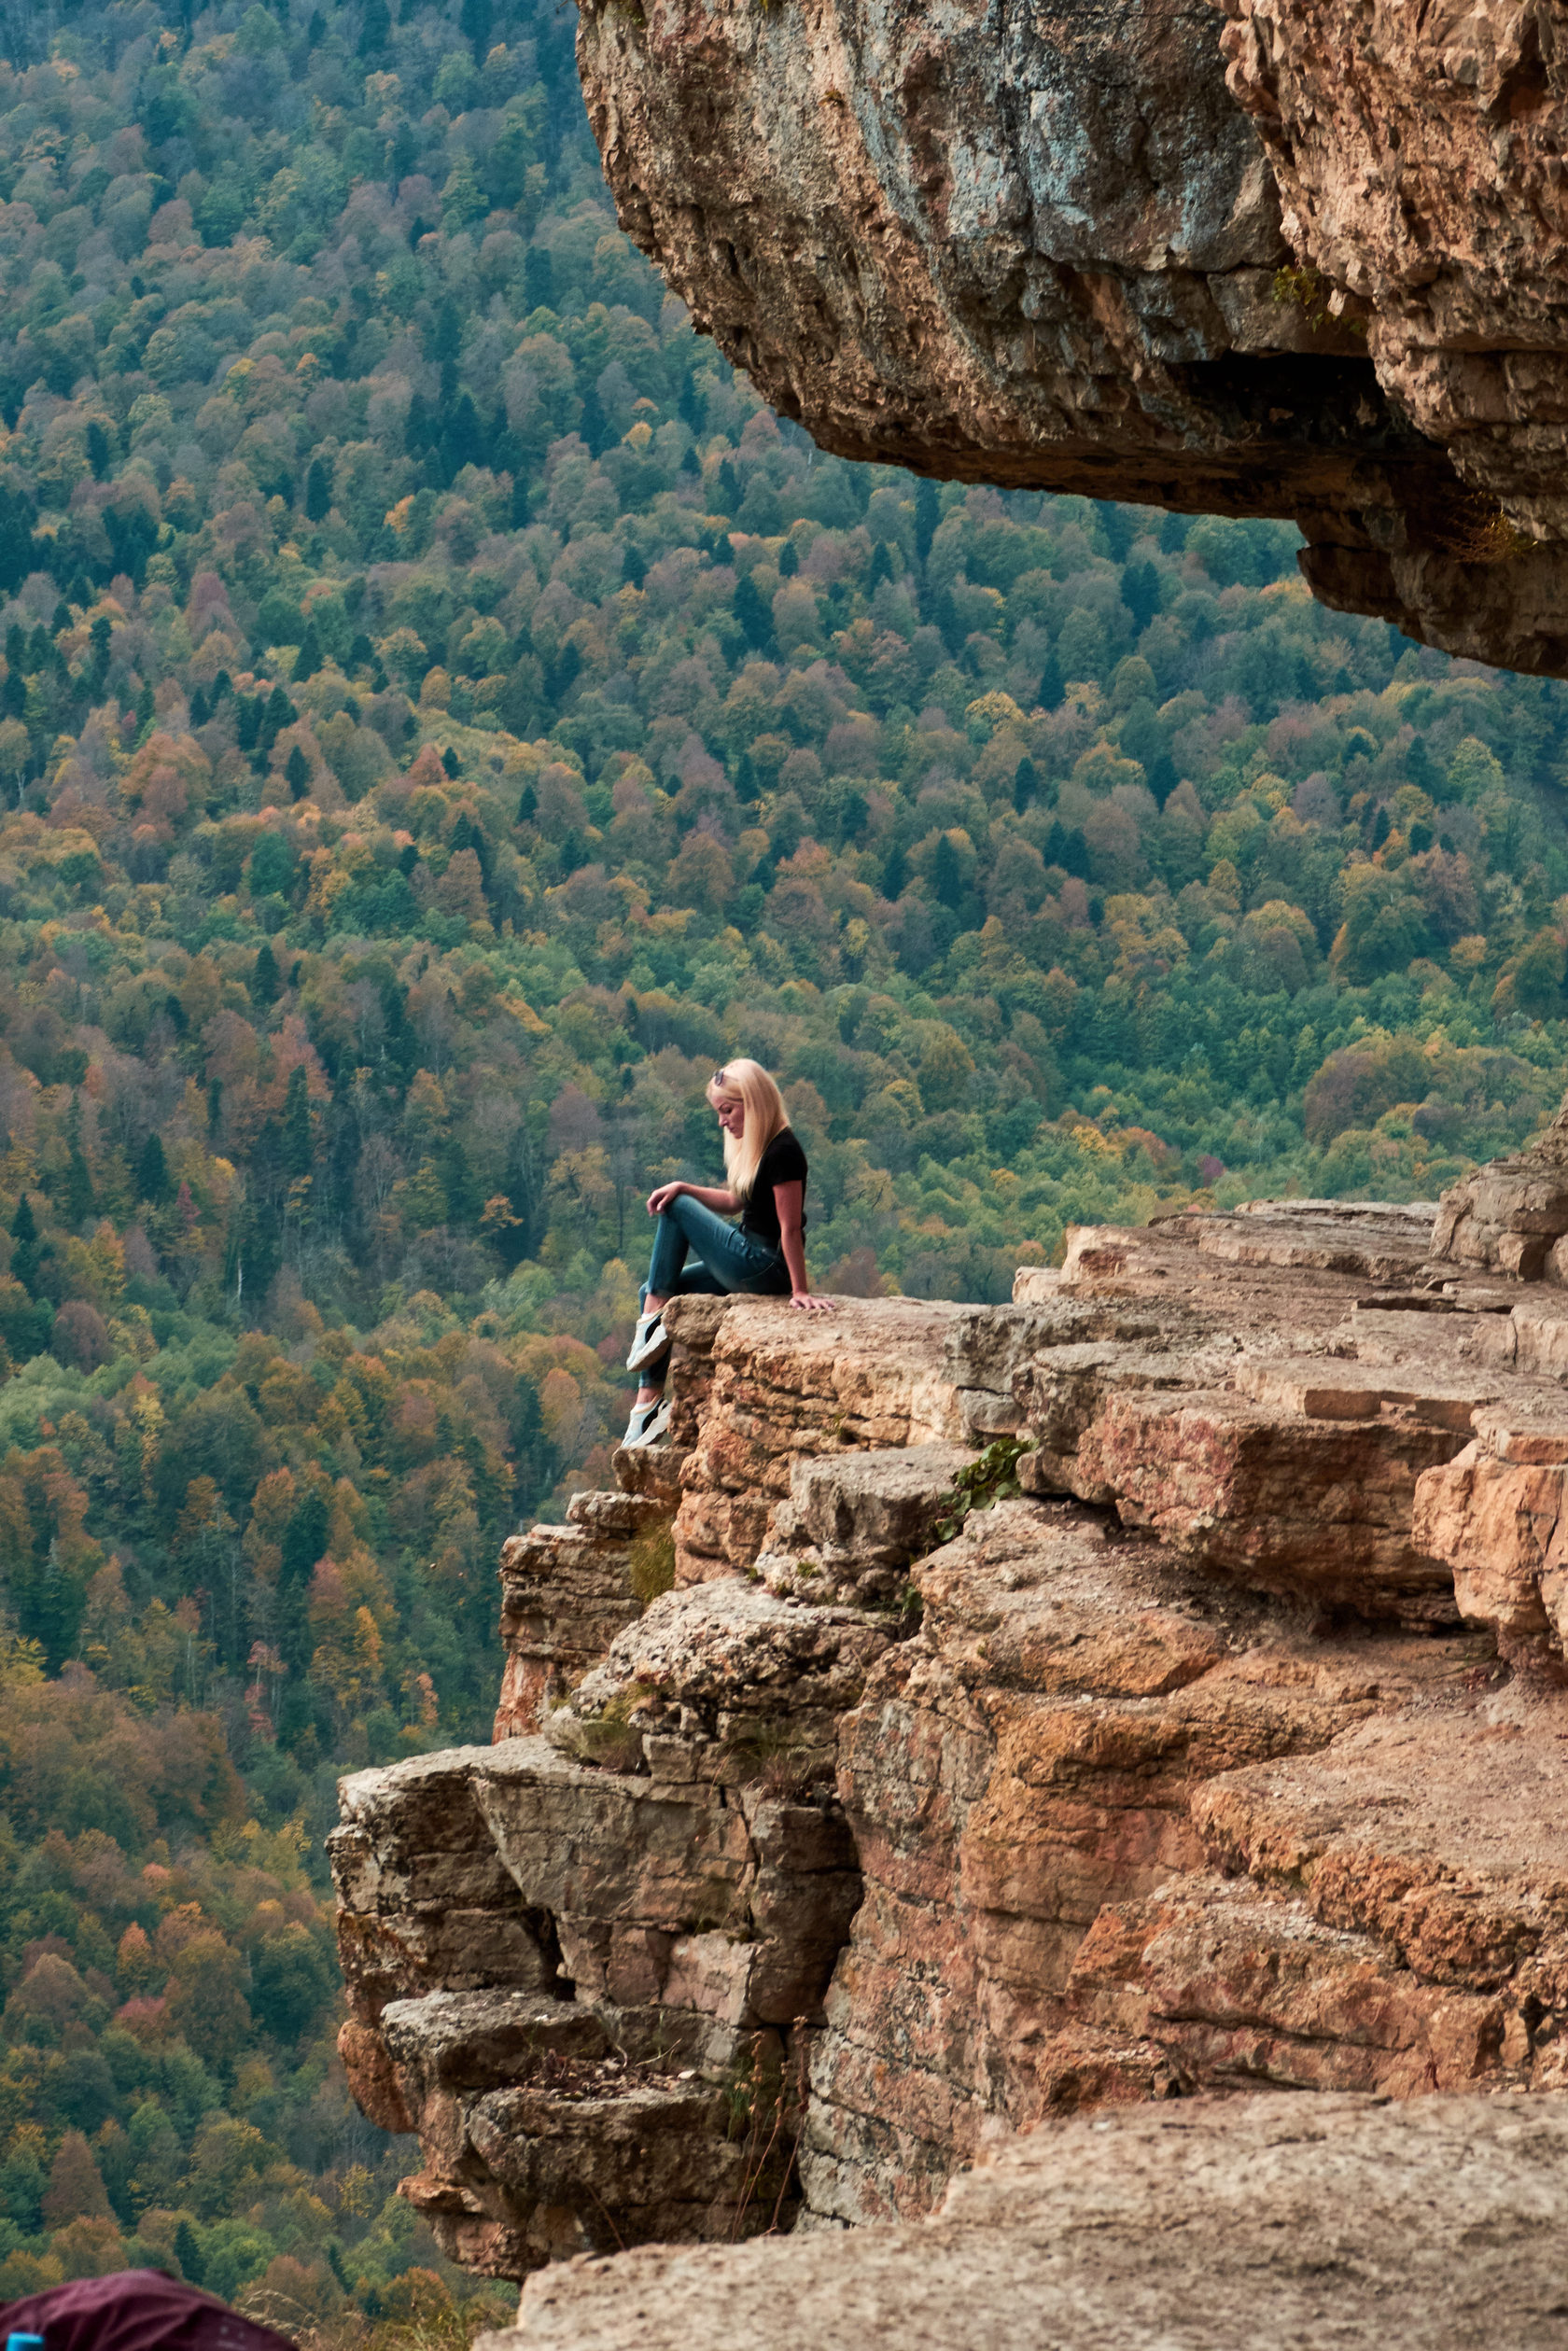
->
[507,2094,1568,2350]
[334,1191,1568,2327]
[573,0,1568,677]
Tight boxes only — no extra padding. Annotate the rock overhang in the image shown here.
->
[572,0,1568,675]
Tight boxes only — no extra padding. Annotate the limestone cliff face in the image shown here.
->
[334,1199,1568,2286]
[572,0,1568,676]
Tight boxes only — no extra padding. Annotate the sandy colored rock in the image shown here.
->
[1433,1113,1568,1292]
[336,1198,1568,2286]
[757,1443,977,1604]
[1191,1705,1568,2001]
[497,2092,1568,2350]
[1214,0,1568,543]
[1071,1874,1511,2094]
[494,1484,665,1738]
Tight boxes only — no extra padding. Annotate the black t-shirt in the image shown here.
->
[739,1128,808,1251]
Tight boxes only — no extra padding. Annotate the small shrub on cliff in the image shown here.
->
[572,1687,650,1773]
[733,1717,822,1798]
[627,1518,677,1602]
[933,1436,1029,1544]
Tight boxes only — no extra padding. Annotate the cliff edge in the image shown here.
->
[334,1193,1568,2328]
[572,0,1568,677]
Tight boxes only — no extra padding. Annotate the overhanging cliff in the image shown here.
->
[571,0,1568,677]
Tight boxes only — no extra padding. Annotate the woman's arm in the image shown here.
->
[647,1181,739,1214]
[776,1182,831,1313]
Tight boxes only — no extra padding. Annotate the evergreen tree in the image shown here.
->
[10,1191,38,1292]
[577,382,606,457]
[64,1101,94,1225]
[915,478,940,567]
[283,1066,313,1182]
[1123,558,1161,634]
[134,1132,169,1205]
[253,940,281,1005]
[175,2220,205,2288]
[279,1484,330,1616]
[1099,503,1138,563]
[444,389,485,475]
[286,744,312,799]
[304,459,331,522]
[734,573,773,651]
[431,298,463,364]
[388,116,419,184]
[293,621,322,681]
[525,246,553,312]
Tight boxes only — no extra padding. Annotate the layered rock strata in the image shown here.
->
[335,1196,1568,2289]
[1433,1099,1568,1283]
[572,0,1568,675]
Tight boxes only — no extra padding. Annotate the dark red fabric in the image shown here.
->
[0,2271,296,2351]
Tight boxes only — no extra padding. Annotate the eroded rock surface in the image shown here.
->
[335,1196,1568,2290]
[573,0,1568,673]
[495,2093,1568,2351]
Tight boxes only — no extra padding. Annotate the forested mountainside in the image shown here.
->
[2,0,1568,2334]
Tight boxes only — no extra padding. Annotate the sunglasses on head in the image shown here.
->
[711,1068,728,1087]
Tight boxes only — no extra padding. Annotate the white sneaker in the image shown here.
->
[623,1396,672,1449]
[626,1310,670,1373]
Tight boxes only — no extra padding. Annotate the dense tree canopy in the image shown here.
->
[2,0,1568,2334]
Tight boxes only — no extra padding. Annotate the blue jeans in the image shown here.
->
[639,1195,789,1388]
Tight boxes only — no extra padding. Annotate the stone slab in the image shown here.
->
[497,2092,1568,2350]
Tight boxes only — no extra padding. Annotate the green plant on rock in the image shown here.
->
[731,1716,821,1799]
[1270,263,1367,343]
[575,1686,648,1773]
[720,2029,808,2239]
[627,1515,676,1602]
[1272,265,1330,331]
[932,1435,1029,1546]
[1436,487,1534,567]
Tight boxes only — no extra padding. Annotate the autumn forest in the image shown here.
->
[1,0,1568,2333]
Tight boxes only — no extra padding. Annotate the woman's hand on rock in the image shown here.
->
[789,1292,833,1314]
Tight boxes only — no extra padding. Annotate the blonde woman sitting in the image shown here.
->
[623,1058,831,1448]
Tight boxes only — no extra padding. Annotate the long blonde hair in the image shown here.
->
[707,1058,789,1200]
